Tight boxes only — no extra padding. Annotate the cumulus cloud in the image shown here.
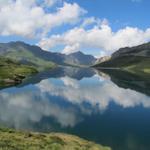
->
[0,0,149,56]
[39,24,150,54]
[0,0,86,38]
[81,17,109,28]
[42,0,62,7]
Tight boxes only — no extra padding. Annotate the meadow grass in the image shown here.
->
[0,128,111,150]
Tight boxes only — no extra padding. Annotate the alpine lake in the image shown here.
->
[0,66,150,150]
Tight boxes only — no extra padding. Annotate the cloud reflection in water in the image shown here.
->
[0,74,149,130]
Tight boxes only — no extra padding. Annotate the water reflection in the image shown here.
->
[0,67,150,150]
[97,69,150,96]
[19,67,95,87]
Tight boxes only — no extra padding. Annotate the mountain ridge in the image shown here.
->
[112,42,150,59]
[94,42,150,75]
[0,41,97,68]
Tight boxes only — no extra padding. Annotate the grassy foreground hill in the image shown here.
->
[0,128,111,150]
[0,57,38,87]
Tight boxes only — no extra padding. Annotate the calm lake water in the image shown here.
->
[0,67,150,150]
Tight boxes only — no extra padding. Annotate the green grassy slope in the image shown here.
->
[94,42,150,76]
[94,56,150,75]
[123,57,150,74]
[0,57,38,87]
[0,128,111,150]
[5,50,56,71]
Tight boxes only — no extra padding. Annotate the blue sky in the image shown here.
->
[68,0,150,29]
[0,0,150,56]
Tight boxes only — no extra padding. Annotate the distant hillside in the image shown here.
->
[112,42,150,58]
[65,51,96,66]
[94,42,150,74]
[0,41,96,69]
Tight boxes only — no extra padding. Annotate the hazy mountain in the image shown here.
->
[65,51,96,66]
[0,41,96,68]
[95,56,111,64]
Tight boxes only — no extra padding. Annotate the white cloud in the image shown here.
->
[0,0,149,56]
[81,17,101,28]
[80,17,109,29]
[0,0,86,38]
[43,0,61,7]
[39,24,150,54]
[62,43,80,54]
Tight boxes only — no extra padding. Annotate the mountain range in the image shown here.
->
[0,41,96,70]
[0,41,97,87]
[0,40,150,88]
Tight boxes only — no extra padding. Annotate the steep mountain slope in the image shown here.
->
[94,42,150,74]
[112,42,150,58]
[0,41,96,68]
[0,42,56,71]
